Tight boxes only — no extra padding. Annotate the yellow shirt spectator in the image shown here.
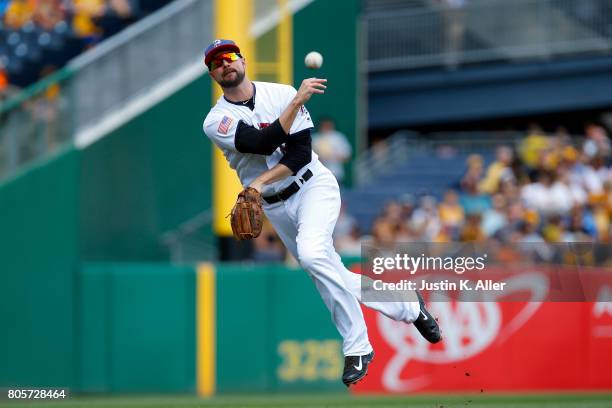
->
[519,127,549,168]
[72,0,105,38]
[4,0,36,29]
[439,190,465,228]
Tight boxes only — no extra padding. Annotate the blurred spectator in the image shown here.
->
[110,0,133,17]
[459,213,484,242]
[336,224,362,257]
[572,154,606,194]
[554,126,572,146]
[583,123,610,158]
[460,153,484,191]
[70,0,105,43]
[383,200,404,225]
[460,174,492,215]
[33,0,63,30]
[372,200,412,249]
[481,193,507,238]
[372,215,396,250]
[398,193,416,221]
[95,0,135,37]
[410,195,441,241]
[557,165,587,208]
[541,214,566,242]
[515,211,543,243]
[3,0,35,29]
[334,203,358,240]
[499,173,520,203]
[522,169,583,216]
[438,189,464,238]
[604,179,612,215]
[590,194,610,241]
[566,205,594,242]
[560,145,579,168]
[493,199,525,242]
[312,117,352,184]
[519,123,549,169]
[478,145,514,194]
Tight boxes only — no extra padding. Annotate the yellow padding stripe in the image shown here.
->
[277,0,293,86]
[197,263,216,397]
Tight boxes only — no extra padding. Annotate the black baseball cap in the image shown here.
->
[204,39,241,66]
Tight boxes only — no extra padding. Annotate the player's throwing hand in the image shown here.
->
[295,78,327,105]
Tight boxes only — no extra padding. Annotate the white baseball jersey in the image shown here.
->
[203,81,318,196]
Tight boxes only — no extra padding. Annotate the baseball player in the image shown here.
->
[203,39,441,386]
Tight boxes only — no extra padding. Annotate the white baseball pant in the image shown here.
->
[264,161,420,356]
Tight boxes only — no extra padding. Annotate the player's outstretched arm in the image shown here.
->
[248,127,312,192]
[249,164,294,193]
[278,78,326,134]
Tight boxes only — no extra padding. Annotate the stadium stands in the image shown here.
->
[336,125,612,254]
[0,0,172,89]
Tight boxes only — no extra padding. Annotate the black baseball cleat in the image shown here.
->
[413,290,442,344]
[342,351,374,387]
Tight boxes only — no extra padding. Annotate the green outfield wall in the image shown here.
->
[78,263,196,392]
[1,258,355,392]
[0,147,80,388]
[214,263,346,393]
[73,261,359,394]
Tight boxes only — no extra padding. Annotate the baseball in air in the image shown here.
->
[304,51,323,69]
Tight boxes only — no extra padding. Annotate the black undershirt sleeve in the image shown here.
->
[234,119,289,155]
[279,128,312,175]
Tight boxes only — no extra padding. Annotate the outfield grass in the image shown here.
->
[3,393,612,408]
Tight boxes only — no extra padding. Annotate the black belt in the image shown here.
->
[263,169,313,204]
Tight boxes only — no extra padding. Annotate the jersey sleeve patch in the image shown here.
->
[299,106,311,122]
[218,116,234,135]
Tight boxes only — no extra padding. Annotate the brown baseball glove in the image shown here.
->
[230,187,264,240]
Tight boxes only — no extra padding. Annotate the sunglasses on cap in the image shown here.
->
[208,52,242,70]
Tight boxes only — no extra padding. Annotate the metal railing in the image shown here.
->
[67,0,212,134]
[366,0,612,71]
[0,69,74,178]
[363,0,426,13]
[355,131,414,186]
[160,208,216,263]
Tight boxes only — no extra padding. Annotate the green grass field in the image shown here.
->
[3,393,612,408]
